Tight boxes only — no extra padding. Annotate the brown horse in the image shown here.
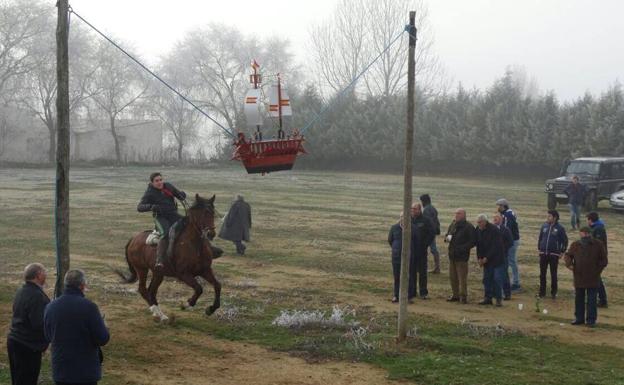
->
[116,194,221,321]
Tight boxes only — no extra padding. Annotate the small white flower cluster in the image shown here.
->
[344,326,374,351]
[216,305,245,322]
[460,318,512,338]
[272,305,357,329]
[233,278,258,290]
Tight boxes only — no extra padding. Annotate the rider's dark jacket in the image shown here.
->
[137,182,186,217]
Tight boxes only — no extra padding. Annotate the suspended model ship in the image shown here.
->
[232,60,306,174]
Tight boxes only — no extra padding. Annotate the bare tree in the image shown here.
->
[88,39,147,164]
[0,0,47,98]
[309,0,445,98]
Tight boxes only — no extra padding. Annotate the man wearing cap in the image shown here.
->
[564,227,608,327]
[537,210,568,299]
[420,194,441,274]
[496,198,521,292]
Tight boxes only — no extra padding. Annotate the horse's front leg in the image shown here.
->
[202,267,221,316]
[179,274,203,308]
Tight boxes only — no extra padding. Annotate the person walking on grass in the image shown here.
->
[586,212,608,308]
[496,198,522,292]
[475,214,506,307]
[44,270,110,385]
[420,194,442,274]
[564,175,586,230]
[564,227,608,327]
[444,209,475,304]
[492,213,513,300]
[537,210,568,299]
[7,263,50,385]
[388,213,418,303]
[411,203,435,299]
[219,194,252,255]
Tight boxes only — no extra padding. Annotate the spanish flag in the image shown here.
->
[251,60,260,71]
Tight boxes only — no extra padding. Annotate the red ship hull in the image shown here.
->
[232,138,306,174]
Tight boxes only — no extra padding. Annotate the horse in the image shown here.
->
[115,194,221,322]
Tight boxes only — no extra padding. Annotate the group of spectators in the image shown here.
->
[7,265,108,385]
[388,195,610,327]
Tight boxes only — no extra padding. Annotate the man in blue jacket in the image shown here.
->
[586,212,608,308]
[44,270,110,385]
[493,213,513,300]
[475,214,506,307]
[537,210,568,298]
[496,198,522,292]
[388,213,417,303]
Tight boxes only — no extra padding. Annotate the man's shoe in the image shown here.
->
[408,297,415,304]
[504,296,511,301]
[586,322,596,328]
[511,284,522,292]
[551,294,557,300]
[429,268,441,274]
[460,297,468,304]
[571,320,585,325]
[446,296,460,302]
[420,295,429,300]
[537,293,546,298]
[478,299,493,305]
[391,297,399,303]
[597,302,608,308]
[495,299,503,307]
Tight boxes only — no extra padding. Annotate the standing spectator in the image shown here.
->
[537,210,568,299]
[564,227,608,327]
[219,194,252,255]
[7,263,50,385]
[586,212,608,308]
[444,208,475,304]
[44,270,110,385]
[496,198,522,292]
[420,194,441,274]
[387,213,417,303]
[475,214,506,307]
[411,203,435,299]
[492,213,513,300]
[564,176,587,230]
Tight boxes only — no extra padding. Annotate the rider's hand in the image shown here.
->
[151,204,161,213]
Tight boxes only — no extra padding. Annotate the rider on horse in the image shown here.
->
[137,172,187,270]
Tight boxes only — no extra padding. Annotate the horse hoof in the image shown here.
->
[206,306,217,316]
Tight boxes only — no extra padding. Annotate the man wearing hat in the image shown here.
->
[564,227,608,327]
[496,198,521,291]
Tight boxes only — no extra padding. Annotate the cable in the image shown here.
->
[68,7,236,138]
[299,26,409,135]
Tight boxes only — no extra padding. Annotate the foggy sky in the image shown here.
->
[70,0,623,101]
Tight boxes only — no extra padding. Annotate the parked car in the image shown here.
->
[610,190,624,210]
[545,157,624,211]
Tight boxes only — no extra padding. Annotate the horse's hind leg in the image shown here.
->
[202,267,221,316]
[178,274,203,308]
[136,268,150,305]
[147,271,168,322]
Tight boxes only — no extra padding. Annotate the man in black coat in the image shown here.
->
[219,194,252,255]
[44,270,110,385]
[137,172,187,269]
[411,203,435,299]
[387,213,417,302]
[7,263,50,385]
[493,213,513,300]
[444,209,475,304]
[475,214,506,306]
[586,211,608,307]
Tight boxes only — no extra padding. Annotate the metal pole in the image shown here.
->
[397,11,417,343]
[54,0,70,297]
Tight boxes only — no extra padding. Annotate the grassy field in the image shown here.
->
[0,166,623,385]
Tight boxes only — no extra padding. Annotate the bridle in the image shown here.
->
[189,205,216,240]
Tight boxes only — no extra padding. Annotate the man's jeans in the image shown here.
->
[539,254,559,296]
[483,264,506,300]
[575,287,598,324]
[569,204,581,229]
[429,238,440,271]
[502,256,511,298]
[508,240,520,287]
[598,278,608,305]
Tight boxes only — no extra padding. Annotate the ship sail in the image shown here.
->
[243,88,263,126]
[268,84,292,117]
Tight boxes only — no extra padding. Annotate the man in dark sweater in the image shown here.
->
[411,203,435,299]
[7,263,50,385]
[586,211,608,307]
[475,214,506,306]
[137,172,187,269]
[44,270,110,385]
[387,213,418,302]
[564,175,586,230]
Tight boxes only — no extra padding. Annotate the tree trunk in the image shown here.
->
[177,141,183,163]
[47,124,56,163]
[110,115,121,164]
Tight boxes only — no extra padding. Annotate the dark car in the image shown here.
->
[545,157,624,211]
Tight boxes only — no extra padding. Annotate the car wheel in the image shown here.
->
[584,190,597,211]
[547,193,557,210]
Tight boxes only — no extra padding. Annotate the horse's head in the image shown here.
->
[189,193,216,240]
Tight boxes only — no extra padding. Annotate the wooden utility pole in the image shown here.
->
[397,11,417,342]
[54,0,70,297]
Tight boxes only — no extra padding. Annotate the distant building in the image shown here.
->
[0,106,163,163]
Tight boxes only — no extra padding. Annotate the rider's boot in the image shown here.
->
[155,238,168,271]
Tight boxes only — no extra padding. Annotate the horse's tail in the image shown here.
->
[113,238,137,284]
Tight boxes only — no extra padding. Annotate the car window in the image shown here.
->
[566,161,600,175]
